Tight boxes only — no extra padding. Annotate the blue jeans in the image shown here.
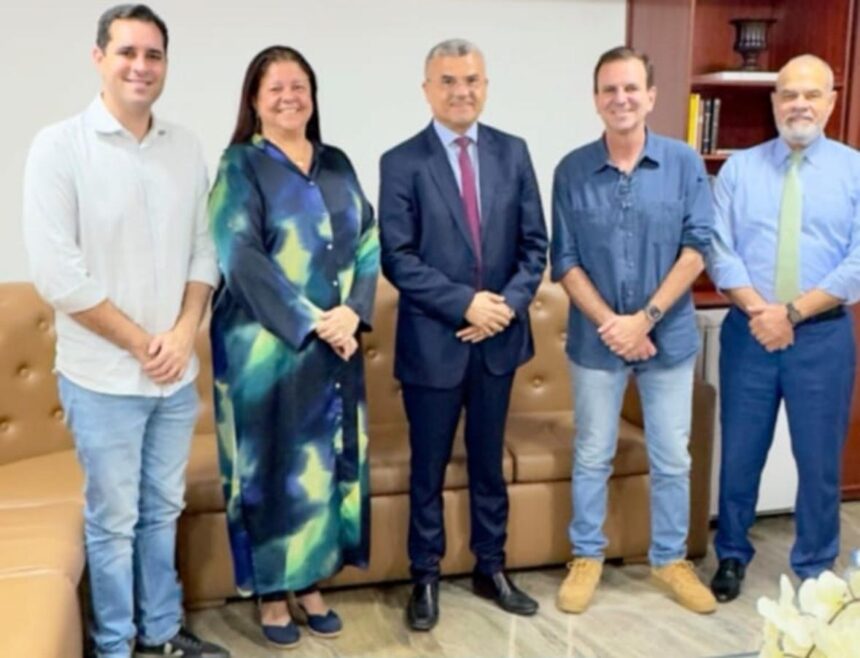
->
[58,376,197,658]
[569,357,695,566]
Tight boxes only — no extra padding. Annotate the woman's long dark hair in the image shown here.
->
[229,45,321,145]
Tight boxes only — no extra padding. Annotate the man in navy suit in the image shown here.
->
[379,39,547,631]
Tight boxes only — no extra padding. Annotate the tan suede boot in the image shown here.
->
[652,560,717,614]
[556,558,603,613]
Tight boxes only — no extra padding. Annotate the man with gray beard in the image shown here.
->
[708,54,860,601]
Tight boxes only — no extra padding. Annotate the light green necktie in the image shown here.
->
[774,150,803,303]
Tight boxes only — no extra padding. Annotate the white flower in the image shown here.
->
[757,571,860,658]
[798,571,849,622]
[811,622,860,658]
[757,576,813,649]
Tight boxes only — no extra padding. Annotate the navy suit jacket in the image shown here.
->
[379,122,548,388]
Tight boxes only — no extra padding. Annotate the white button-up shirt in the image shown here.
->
[23,96,219,396]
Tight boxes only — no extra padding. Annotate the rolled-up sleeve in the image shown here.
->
[817,193,860,304]
[550,163,581,281]
[22,126,107,314]
[707,156,753,291]
[187,141,220,288]
[680,152,714,257]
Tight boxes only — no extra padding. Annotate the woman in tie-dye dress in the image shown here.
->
[208,46,378,647]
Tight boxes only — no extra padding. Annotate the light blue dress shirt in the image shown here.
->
[709,135,860,304]
[432,119,482,218]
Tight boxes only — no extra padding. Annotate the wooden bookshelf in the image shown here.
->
[628,0,860,499]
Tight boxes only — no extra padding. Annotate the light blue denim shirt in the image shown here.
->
[708,135,860,304]
[551,132,713,371]
[432,119,482,217]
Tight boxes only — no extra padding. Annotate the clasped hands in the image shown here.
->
[747,303,794,352]
[132,324,197,385]
[597,312,657,362]
[456,291,515,343]
[316,305,361,361]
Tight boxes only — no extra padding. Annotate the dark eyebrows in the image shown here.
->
[113,44,164,57]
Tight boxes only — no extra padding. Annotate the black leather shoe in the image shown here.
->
[711,558,746,602]
[406,582,439,631]
[472,570,539,616]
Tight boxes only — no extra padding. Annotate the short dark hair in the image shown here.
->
[96,4,168,53]
[593,46,654,93]
[229,46,322,146]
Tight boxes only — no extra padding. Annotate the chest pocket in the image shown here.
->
[640,201,684,245]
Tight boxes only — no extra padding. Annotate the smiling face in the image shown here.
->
[423,52,487,133]
[772,57,836,148]
[92,18,166,116]
[593,57,655,138]
[254,58,314,140]
[254,60,314,138]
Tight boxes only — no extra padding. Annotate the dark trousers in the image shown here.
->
[714,307,855,578]
[402,348,514,584]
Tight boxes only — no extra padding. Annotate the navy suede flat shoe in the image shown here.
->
[261,620,301,649]
[298,604,342,638]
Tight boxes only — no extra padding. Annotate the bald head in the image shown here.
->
[772,54,836,148]
[777,54,834,92]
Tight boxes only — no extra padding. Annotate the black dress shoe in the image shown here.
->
[472,570,539,616]
[407,582,439,631]
[711,558,746,602]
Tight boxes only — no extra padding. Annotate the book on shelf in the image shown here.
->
[687,94,702,148]
[687,94,722,155]
[710,98,721,154]
[701,98,713,154]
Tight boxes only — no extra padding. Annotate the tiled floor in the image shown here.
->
[188,502,860,658]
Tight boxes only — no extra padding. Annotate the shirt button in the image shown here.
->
[333,280,339,287]
[326,243,333,251]
[335,382,341,390]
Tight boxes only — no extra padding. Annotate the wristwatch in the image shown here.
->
[643,303,664,324]
[785,302,803,326]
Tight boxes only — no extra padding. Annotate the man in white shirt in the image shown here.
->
[22,5,226,657]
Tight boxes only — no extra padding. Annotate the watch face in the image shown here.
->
[787,305,802,325]
[647,305,663,322]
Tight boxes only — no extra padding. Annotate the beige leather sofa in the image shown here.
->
[0,277,715,655]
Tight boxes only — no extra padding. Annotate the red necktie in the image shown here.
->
[455,136,482,270]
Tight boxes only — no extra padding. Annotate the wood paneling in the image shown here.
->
[845,307,860,500]
[627,0,694,139]
[628,0,860,497]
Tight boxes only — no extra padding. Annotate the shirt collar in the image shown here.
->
[772,133,826,169]
[84,94,168,140]
[433,119,479,148]
[593,129,660,173]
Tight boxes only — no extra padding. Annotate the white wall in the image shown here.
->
[0,0,626,282]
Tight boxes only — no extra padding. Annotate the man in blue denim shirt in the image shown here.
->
[708,55,860,603]
[550,47,714,614]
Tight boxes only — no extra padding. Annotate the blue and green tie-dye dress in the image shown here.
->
[208,136,379,595]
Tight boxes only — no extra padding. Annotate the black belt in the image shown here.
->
[798,306,846,325]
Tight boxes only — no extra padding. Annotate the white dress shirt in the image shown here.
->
[23,96,219,396]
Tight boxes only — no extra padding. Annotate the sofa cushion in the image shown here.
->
[184,423,517,510]
[185,434,224,513]
[504,412,649,483]
[0,572,83,658]
[0,502,83,547]
[0,450,82,505]
[367,423,514,496]
[0,536,84,585]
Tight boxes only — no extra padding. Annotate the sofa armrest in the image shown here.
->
[621,377,716,558]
